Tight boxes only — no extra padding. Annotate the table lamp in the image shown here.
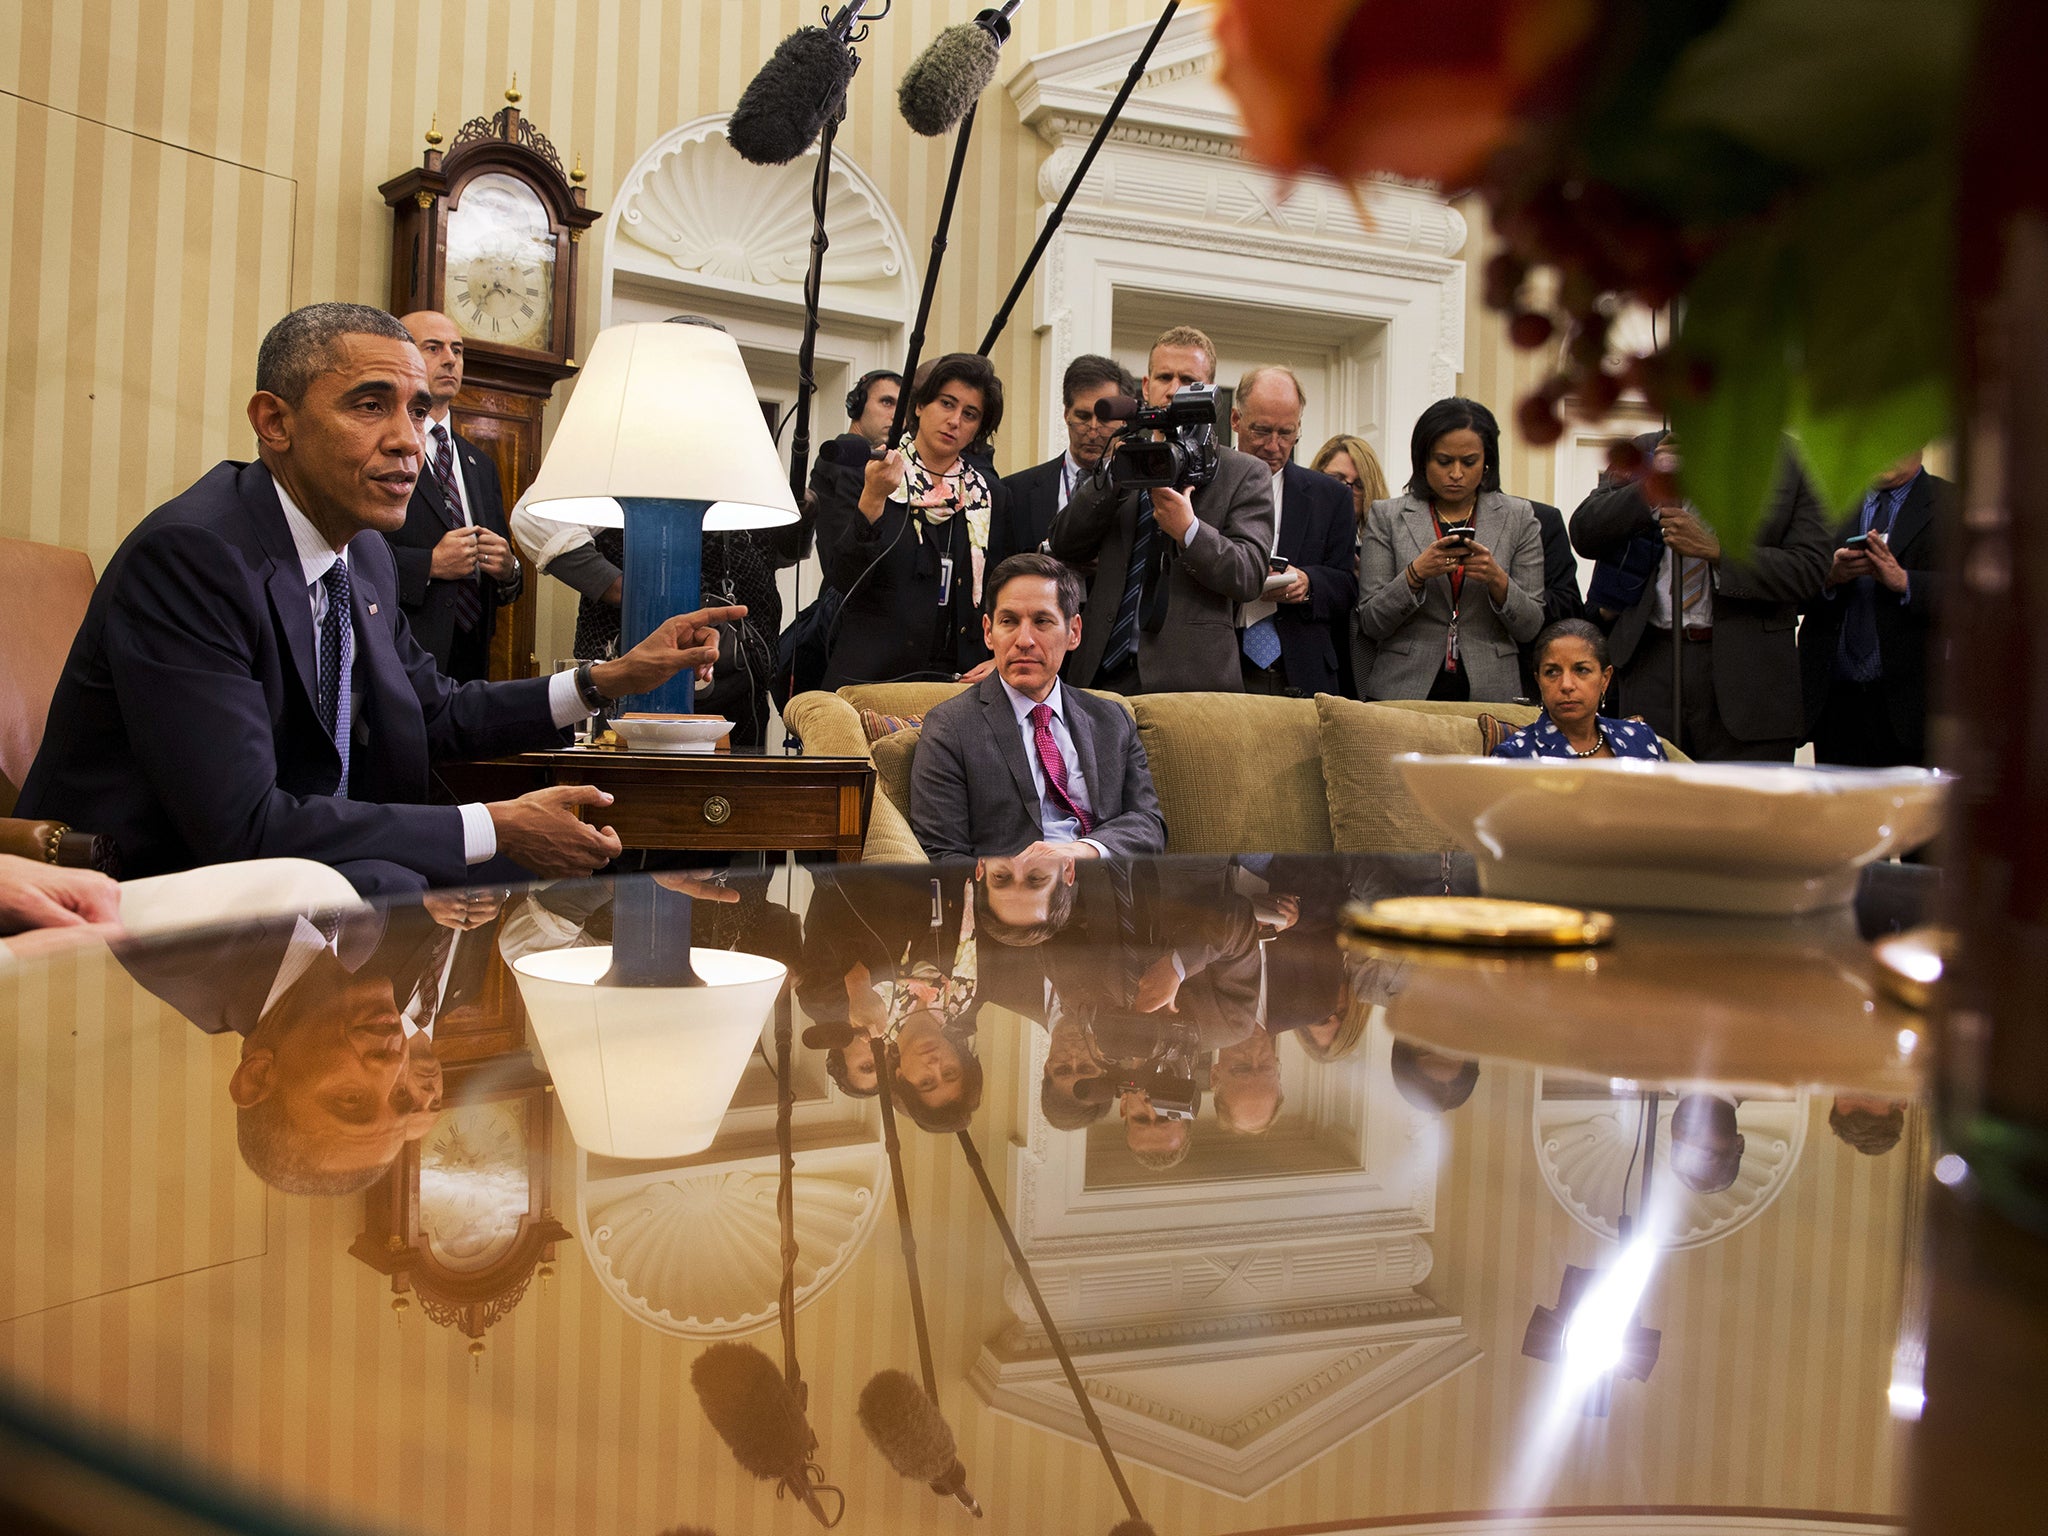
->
[510,881,787,1161]
[520,319,799,715]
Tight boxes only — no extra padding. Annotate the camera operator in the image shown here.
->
[1049,326,1275,694]
[818,353,1011,689]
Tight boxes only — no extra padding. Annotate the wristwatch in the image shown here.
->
[573,660,613,715]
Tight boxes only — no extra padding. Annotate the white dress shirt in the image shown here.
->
[274,481,589,866]
[1057,451,1092,514]
[1240,466,1287,628]
[1649,538,1716,629]
[998,676,1109,858]
[424,410,476,528]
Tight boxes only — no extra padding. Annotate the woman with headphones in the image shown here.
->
[817,353,1011,688]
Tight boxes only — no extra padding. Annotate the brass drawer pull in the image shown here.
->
[702,795,733,826]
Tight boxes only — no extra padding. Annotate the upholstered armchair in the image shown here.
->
[0,535,114,873]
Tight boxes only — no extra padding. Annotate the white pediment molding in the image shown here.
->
[976,1010,1472,1497]
[974,1304,1482,1501]
[1002,13,1467,463]
[1006,11,1467,263]
[602,114,916,329]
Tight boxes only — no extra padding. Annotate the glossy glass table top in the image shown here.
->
[0,854,1940,1535]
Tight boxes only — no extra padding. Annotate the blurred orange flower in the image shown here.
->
[1215,0,1598,189]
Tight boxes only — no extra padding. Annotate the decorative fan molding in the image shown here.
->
[609,115,914,323]
[576,1143,887,1339]
[1535,1080,1810,1250]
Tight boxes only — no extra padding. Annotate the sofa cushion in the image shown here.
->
[1129,693,1331,853]
[1316,695,1485,854]
[869,725,922,821]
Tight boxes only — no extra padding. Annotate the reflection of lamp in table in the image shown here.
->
[520,319,798,715]
[510,880,786,1160]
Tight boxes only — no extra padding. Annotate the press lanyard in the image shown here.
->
[1431,509,1474,671]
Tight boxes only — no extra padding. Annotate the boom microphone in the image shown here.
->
[690,1343,813,1481]
[1107,1524,1159,1536]
[858,1370,959,1481]
[729,20,859,166]
[802,1020,858,1051]
[898,3,1026,137]
[816,436,880,469]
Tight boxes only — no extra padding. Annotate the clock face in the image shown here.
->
[445,171,557,350]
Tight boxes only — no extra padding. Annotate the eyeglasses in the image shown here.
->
[1242,422,1300,445]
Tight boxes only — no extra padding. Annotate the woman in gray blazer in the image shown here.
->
[1355,397,1545,703]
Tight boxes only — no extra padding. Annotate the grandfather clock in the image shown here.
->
[381,81,602,681]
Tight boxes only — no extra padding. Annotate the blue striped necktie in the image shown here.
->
[1099,503,1156,679]
[318,560,353,797]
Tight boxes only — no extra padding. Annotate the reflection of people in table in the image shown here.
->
[1669,1093,1746,1194]
[229,947,443,1194]
[1214,1026,1283,1136]
[1040,1014,1108,1130]
[1390,1039,1481,1115]
[118,902,468,1194]
[974,848,1078,947]
[1123,1090,1191,1172]
[892,1008,982,1132]
[1830,1094,1907,1156]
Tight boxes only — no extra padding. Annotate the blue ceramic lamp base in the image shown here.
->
[617,495,711,717]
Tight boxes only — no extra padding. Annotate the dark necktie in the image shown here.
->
[1838,486,1896,683]
[317,560,353,797]
[433,424,483,632]
[1098,501,1156,680]
[1029,703,1094,835]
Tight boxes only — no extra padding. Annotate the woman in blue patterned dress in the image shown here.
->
[1492,619,1667,761]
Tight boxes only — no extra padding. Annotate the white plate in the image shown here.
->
[609,715,731,754]
[1394,755,1953,914]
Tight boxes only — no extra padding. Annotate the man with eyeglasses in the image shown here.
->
[1049,326,1274,694]
[1231,366,1358,695]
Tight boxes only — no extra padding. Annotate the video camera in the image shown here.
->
[1094,383,1221,492]
[1070,1014,1209,1120]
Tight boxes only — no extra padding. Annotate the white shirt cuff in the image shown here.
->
[548,668,593,729]
[1179,519,1198,549]
[1080,837,1110,860]
[459,802,498,866]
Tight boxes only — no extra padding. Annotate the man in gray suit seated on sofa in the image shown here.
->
[910,554,1167,864]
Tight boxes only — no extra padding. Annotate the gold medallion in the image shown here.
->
[1342,895,1615,949]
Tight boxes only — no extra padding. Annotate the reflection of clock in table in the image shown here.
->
[445,171,556,349]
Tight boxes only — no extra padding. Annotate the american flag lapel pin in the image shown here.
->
[368,602,379,615]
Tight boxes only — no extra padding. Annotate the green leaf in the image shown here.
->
[1657,0,1973,176]
[1791,373,1951,514]
[1668,226,1799,557]
[1791,150,1954,415]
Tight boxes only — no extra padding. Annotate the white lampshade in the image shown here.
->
[511,946,788,1161]
[520,321,799,530]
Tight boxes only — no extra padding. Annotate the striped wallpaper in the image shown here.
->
[0,0,1557,666]
[0,938,1911,1535]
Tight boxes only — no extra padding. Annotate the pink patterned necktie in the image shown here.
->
[1028,703,1094,834]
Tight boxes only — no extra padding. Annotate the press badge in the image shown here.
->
[937,554,955,606]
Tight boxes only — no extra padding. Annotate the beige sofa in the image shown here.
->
[783,684,1685,864]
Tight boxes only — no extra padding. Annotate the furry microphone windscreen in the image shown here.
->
[690,1343,810,1481]
[727,26,857,166]
[802,1020,858,1050]
[1107,1523,1158,1536]
[897,22,1002,137]
[858,1369,958,1482]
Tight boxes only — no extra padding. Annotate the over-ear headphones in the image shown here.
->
[845,369,902,422]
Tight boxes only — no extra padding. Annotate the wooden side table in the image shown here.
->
[439,747,876,862]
